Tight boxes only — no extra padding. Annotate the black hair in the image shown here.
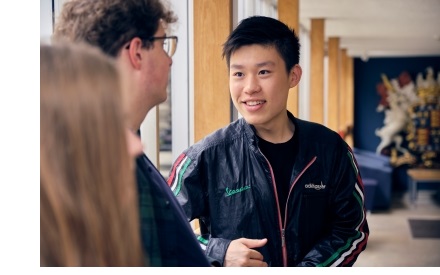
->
[222,16,300,72]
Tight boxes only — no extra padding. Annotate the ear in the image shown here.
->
[126,37,144,70]
[289,64,302,88]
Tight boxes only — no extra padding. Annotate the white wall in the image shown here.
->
[40,0,53,41]
[298,24,311,120]
[40,0,69,40]
[170,0,191,162]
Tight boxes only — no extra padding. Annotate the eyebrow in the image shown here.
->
[230,61,276,70]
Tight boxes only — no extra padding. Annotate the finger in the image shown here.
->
[240,238,267,248]
[248,249,265,261]
[247,259,268,267]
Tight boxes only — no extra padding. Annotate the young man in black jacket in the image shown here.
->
[53,0,214,267]
[168,16,369,267]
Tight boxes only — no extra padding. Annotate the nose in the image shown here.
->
[243,75,261,95]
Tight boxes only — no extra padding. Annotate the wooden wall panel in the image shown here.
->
[339,48,348,133]
[278,0,299,117]
[193,0,232,142]
[346,56,354,147]
[327,37,339,131]
[310,19,324,124]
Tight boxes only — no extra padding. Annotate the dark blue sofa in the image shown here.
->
[353,148,393,210]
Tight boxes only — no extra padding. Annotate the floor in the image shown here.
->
[354,189,440,267]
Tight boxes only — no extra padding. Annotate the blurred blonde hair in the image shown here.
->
[40,41,144,266]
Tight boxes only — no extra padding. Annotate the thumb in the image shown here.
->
[240,238,267,249]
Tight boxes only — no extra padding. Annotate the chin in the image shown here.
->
[158,94,168,104]
[241,115,262,126]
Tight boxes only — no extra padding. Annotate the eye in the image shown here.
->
[259,70,270,75]
[232,72,244,77]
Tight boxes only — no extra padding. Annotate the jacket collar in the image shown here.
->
[240,110,299,149]
[240,110,317,173]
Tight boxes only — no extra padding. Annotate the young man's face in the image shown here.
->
[229,44,299,129]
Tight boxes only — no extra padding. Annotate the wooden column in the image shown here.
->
[346,56,354,147]
[278,0,299,117]
[310,19,325,124]
[193,0,232,142]
[339,48,348,133]
[327,37,339,131]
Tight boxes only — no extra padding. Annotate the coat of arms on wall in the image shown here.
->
[375,67,440,168]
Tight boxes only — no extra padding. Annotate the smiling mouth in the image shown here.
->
[244,100,265,106]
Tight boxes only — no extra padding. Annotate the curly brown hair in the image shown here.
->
[53,0,177,57]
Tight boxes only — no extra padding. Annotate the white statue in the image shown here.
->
[375,95,409,154]
[375,73,417,155]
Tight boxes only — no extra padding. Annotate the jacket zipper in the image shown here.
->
[259,152,285,266]
[282,156,317,266]
[260,149,317,266]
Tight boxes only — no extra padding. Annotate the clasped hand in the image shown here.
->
[224,238,268,267]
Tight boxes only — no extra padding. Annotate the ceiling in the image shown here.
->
[298,0,440,59]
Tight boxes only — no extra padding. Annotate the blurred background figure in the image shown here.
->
[40,41,145,266]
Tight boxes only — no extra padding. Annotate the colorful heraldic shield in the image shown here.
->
[407,68,440,168]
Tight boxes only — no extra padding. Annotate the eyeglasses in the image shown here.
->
[125,35,178,57]
[125,35,178,58]
[149,36,178,57]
